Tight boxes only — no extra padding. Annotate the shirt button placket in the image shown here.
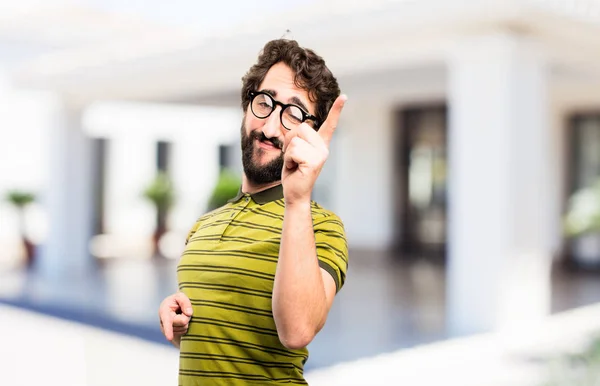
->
[222,195,250,241]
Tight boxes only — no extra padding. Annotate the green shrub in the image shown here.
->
[143,172,174,213]
[564,179,600,237]
[207,168,241,211]
[6,190,35,208]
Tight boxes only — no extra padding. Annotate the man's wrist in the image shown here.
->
[284,198,312,212]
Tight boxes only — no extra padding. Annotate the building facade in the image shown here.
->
[2,0,600,336]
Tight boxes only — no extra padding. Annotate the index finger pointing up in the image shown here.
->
[318,94,347,147]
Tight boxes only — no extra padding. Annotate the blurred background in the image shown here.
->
[2,0,600,385]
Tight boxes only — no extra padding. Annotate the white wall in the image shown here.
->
[83,101,241,259]
[333,101,395,249]
[0,95,243,266]
[103,134,157,258]
[332,65,446,251]
[0,87,55,268]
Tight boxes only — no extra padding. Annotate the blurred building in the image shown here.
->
[1,0,600,337]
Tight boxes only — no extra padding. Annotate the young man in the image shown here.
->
[158,39,348,385]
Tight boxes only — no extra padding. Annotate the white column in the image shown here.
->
[38,101,96,278]
[446,33,553,336]
[0,70,18,265]
[104,135,156,258]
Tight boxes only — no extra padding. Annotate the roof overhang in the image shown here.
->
[11,0,600,103]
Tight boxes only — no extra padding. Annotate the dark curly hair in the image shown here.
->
[241,39,340,129]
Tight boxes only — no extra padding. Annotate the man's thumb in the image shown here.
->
[175,292,193,316]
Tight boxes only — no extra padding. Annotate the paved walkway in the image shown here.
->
[2,253,600,385]
[2,301,599,386]
[1,304,179,386]
[306,302,600,386]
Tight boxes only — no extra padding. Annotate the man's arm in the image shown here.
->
[272,202,337,349]
[272,95,346,350]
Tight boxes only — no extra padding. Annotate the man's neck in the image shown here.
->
[241,175,281,194]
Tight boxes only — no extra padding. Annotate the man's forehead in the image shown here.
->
[259,63,315,112]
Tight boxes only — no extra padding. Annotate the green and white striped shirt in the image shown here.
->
[177,184,348,385]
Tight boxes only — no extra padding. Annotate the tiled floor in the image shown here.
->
[0,251,599,371]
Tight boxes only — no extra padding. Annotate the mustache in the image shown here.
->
[250,130,283,150]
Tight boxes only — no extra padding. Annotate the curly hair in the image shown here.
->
[241,39,340,129]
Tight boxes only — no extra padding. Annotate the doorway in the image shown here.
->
[394,106,448,261]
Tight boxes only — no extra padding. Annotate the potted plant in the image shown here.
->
[143,172,175,258]
[5,190,36,268]
[206,168,242,212]
[564,178,600,269]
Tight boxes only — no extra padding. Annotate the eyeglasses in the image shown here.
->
[249,91,319,131]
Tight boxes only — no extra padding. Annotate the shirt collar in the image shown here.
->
[228,184,284,205]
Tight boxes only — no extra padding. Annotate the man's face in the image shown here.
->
[241,62,316,185]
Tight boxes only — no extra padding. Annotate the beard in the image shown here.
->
[240,123,284,185]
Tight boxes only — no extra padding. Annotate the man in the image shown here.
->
[158,38,348,385]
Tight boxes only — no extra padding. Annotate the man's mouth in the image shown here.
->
[256,138,280,150]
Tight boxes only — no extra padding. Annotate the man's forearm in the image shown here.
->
[272,201,328,349]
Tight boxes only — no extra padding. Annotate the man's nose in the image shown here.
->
[262,108,284,139]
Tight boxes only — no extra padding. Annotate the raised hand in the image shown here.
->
[281,95,347,205]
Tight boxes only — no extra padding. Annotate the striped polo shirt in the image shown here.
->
[177,184,348,385]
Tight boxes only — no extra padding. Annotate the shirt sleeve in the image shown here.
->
[313,213,349,293]
[184,220,202,245]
